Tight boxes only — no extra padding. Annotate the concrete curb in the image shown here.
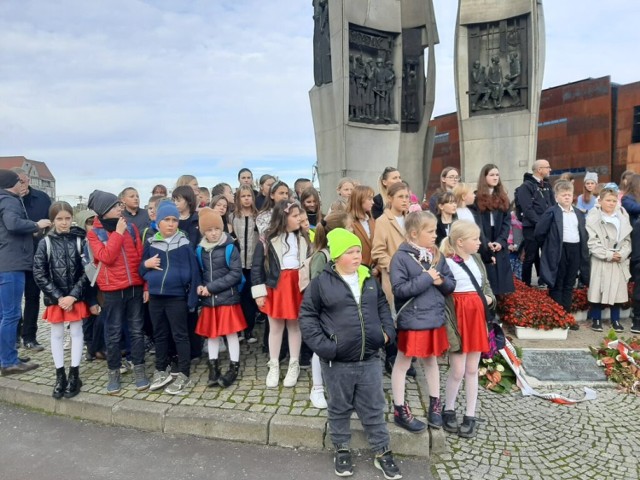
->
[0,376,444,458]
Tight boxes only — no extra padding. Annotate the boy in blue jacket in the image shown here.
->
[299,228,402,480]
[139,201,200,395]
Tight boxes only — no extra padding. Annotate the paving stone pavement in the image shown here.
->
[7,315,640,478]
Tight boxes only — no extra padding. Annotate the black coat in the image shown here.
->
[516,173,556,228]
[179,213,201,250]
[475,206,515,295]
[32,227,88,306]
[535,205,590,288]
[299,263,396,362]
[390,243,455,330]
[198,235,243,307]
[436,214,457,247]
[372,194,384,220]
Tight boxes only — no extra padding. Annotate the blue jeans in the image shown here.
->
[102,286,145,371]
[0,271,26,368]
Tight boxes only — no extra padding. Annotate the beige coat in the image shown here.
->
[371,209,405,309]
[586,206,632,305]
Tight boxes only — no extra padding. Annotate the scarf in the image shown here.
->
[407,240,433,264]
[199,232,227,252]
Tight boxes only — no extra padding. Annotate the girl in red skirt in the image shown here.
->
[33,201,91,399]
[196,208,247,389]
[390,211,456,432]
[441,220,495,438]
[252,200,311,388]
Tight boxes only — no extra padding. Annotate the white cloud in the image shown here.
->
[0,1,638,201]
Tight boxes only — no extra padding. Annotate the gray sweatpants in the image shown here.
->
[321,356,390,453]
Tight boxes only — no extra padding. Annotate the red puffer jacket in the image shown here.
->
[87,218,144,291]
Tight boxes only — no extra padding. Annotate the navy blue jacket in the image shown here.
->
[534,205,590,288]
[0,189,39,272]
[139,231,201,310]
[621,195,640,226]
[33,227,88,306]
[22,186,52,247]
[516,173,556,228]
[198,235,243,307]
[299,263,396,363]
[390,243,455,331]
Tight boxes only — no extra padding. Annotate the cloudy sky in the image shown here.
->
[1,1,639,203]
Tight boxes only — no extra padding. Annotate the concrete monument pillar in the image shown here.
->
[454,0,545,194]
[310,0,439,202]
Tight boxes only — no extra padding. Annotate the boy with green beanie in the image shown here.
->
[299,228,402,479]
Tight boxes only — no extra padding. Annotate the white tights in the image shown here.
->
[50,322,83,369]
[268,317,301,363]
[391,351,440,405]
[445,352,481,416]
[207,333,240,362]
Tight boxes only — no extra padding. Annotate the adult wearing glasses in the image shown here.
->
[515,159,556,287]
[427,167,460,214]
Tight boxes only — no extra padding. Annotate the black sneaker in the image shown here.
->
[334,449,353,477]
[374,450,402,480]
[591,319,603,332]
[458,415,478,438]
[442,409,458,433]
[612,320,624,333]
[631,320,640,334]
[23,341,44,352]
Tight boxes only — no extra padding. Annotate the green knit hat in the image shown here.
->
[327,228,362,260]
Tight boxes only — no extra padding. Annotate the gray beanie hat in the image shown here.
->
[87,190,119,217]
[584,172,598,184]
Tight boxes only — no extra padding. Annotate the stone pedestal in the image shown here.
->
[310,0,439,202]
[454,0,545,194]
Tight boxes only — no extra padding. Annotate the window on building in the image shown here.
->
[633,106,640,144]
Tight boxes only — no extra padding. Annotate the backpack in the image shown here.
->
[83,225,138,287]
[43,235,82,261]
[298,248,329,292]
[196,244,246,293]
[513,185,525,222]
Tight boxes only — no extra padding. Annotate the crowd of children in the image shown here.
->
[8,161,640,480]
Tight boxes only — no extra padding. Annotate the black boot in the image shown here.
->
[64,366,82,398]
[428,396,443,429]
[631,317,640,334]
[393,402,426,433]
[52,367,67,399]
[458,415,478,438]
[218,361,240,388]
[207,359,220,387]
[442,410,458,433]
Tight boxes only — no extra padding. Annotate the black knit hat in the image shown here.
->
[0,169,20,189]
[87,190,119,217]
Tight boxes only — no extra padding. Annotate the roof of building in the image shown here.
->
[0,156,55,181]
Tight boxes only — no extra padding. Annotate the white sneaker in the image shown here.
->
[149,368,173,391]
[309,385,328,409]
[266,359,279,388]
[283,360,300,388]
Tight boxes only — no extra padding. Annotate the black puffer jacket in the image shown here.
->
[198,235,243,307]
[299,263,396,363]
[33,227,88,306]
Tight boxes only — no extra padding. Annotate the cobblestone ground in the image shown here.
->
[431,384,640,480]
[16,319,425,422]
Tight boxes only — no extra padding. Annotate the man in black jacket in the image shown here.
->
[0,169,50,375]
[12,168,51,351]
[515,159,556,287]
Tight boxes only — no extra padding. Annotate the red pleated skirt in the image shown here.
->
[397,326,449,357]
[42,302,90,324]
[260,269,303,320]
[196,305,247,338]
[453,292,489,353]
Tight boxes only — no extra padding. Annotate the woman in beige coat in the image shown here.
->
[371,182,410,312]
[586,187,632,332]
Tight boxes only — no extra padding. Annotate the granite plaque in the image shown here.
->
[522,349,607,383]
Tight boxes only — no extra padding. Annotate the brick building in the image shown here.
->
[427,76,640,197]
[0,156,55,199]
